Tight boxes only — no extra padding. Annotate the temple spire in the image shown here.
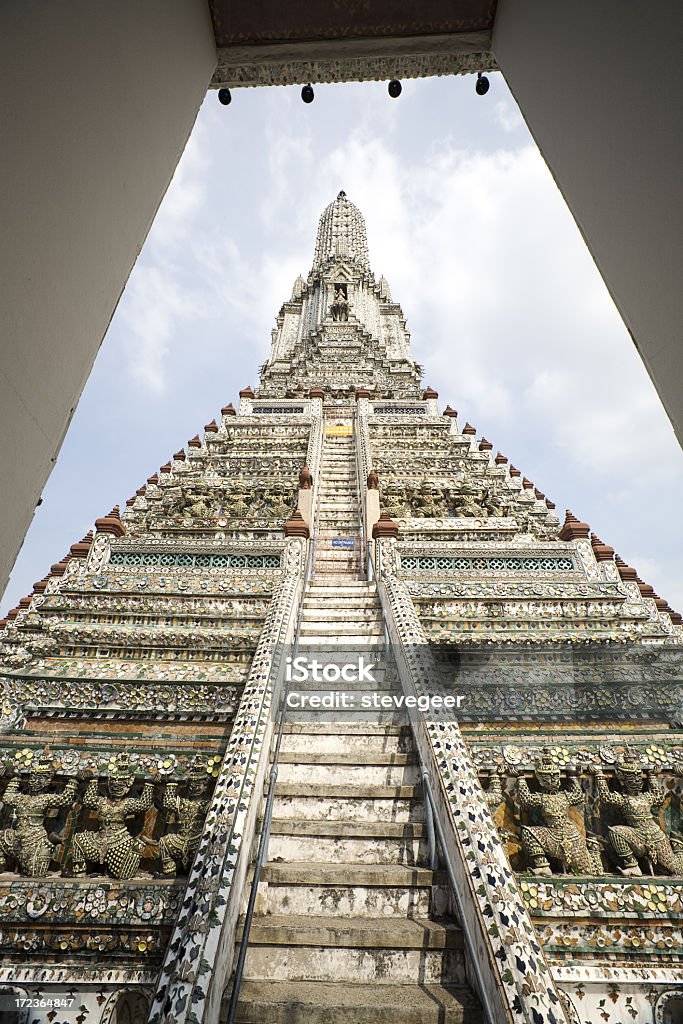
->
[310,190,372,277]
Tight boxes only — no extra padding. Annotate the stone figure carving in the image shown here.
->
[0,750,78,876]
[70,755,153,879]
[484,771,504,813]
[413,481,442,518]
[157,759,210,877]
[452,487,485,518]
[482,488,509,518]
[299,465,313,490]
[367,469,379,490]
[515,750,603,876]
[164,486,218,522]
[330,286,349,322]
[591,748,683,876]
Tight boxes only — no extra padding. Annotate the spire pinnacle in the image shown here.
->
[311,191,371,277]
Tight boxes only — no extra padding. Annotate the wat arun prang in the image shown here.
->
[0,192,682,1024]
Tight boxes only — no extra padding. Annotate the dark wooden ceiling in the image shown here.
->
[208,0,497,88]
[208,0,496,46]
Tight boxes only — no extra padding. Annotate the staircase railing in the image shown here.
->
[369,540,571,1024]
[225,472,319,1024]
[369,542,495,1022]
[353,407,368,577]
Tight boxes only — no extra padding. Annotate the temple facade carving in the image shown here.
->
[0,190,680,1023]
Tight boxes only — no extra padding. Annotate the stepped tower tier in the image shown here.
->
[0,193,682,1024]
[261,190,422,398]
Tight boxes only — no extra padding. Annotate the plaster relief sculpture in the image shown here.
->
[591,748,683,876]
[330,286,349,322]
[69,755,153,880]
[0,750,77,877]
[157,758,211,877]
[515,750,603,876]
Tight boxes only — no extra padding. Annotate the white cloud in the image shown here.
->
[495,99,525,134]
[117,122,213,393]
[119,266,204,393]
[149,124,210,250]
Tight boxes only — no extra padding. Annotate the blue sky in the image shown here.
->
[4,72,683,613]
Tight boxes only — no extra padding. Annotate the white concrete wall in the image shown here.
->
[493,1,683,446]
[0,1,216,598]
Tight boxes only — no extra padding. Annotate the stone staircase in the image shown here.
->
[225,428,482,1023]
[313,431,362,577]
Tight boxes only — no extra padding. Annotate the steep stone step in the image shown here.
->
[273,782,419,799]
[299,614,382,622]
[276,760,419,787]
[313,550,361,560]
[297,638,383,649]
[300,599,376,610]
[316,529,360,536]
[281,721,407,734]
[298,619,381,631]
[312,549,362,560]
[300,603,379,614]
[296,641,383,652]
[268,831,428,864]
[312,568,362,578]
[299,600,376,610]
[285,647,391,662]
[233,979,481,1024]
[299,608,377,622]
[301,608,382,621]
[312,549,361,557]
[316,518,358,526]
[276,751,412,766]
[316,513,358,520]
[242,938,466,986]
[280,724,412,754]
[256,878,445,920]
[269,819,424,839]
[298,619,382,630]
[267,829,426,865]
[269,791,422,823]
[307,582,375,590]
[240,914,463,951]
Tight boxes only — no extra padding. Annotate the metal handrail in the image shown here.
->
[225,467,319,1024]
[419,765,494,1024]
[353,410,368,578]
[366,540,495,1024]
